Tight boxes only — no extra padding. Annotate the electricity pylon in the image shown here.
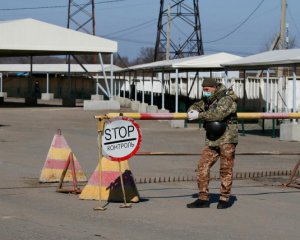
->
[154,0,204,61]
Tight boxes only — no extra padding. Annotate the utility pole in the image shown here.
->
[279,0,287,50]
[278,0,287,77]
[154,0,204,61]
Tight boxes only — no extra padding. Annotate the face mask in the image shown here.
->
[203,91,212,98]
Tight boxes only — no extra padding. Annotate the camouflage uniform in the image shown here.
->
[188,83,238,202]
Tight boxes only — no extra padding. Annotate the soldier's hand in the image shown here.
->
[187,110,199,120]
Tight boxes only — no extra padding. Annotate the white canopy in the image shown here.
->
[125,52,241,72]
[0,18,117,56]
[223,49,300,70]
[0,64,122,73]
[172,52,241,69]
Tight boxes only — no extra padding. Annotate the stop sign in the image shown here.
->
[102,117,142,161]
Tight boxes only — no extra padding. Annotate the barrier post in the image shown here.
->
[272,109,276,138]
[240,120,246,136]
[118,161,132,208]
[93,118,107,211]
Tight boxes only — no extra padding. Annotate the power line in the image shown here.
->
[0,0,125,11]
[103,18,157,37]
[204,0,265,44]
[287,7,300,37]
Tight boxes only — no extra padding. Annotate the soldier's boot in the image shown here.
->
[217,200,231,209]
[187,199,210,208]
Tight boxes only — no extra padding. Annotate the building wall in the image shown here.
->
[2,74,106,99]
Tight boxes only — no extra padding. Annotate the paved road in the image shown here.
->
[0,103,299,239]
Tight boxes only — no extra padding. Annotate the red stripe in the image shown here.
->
[87,171,135,187]
[43,159,81,170]
[140,113,175,120]
[262,113,289,119]
[51,135,69,148]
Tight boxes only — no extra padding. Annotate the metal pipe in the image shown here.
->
[96,112,300,120]
[266,68,270,112]
[175,68,179,112]
[110,53,114,100]
[46,73,49,93]
[0,72,2,92]
[161,71,165,109]
[98,53,110,98]
[96,74,99,95]
[151,71,154,106]
[293,64,297,114]
[136,151,300,156]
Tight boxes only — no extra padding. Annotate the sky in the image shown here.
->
[0,0,300,60]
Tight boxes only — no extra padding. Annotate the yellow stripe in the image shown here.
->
[39,169,87,182]
[237,112,262,119]
[100,113,141,120]
[173,113,187,120]
[47,148,73,160]
[100,157,131,172]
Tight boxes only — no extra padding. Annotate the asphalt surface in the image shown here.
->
[0,99,299,240]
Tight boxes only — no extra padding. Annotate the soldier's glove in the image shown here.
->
[187,110,199,120]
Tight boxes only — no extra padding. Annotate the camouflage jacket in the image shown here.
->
[188,84,238,147]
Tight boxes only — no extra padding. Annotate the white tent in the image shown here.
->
[172,52,241,69]
[0,18,118,101]
[118,52,241,112]
[223,49,300,69]
[0,18,117,56]
[126,52,241,71]
[223,48,300,113]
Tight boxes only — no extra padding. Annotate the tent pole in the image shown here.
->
[175,68,179,113]
[162,71,165,109]
[266,68,270,112]
[96,74,99,95]
[134,72,137,101]
[110,53,114,100]
[293,64,297,123]
[0,72,2,93]
[243,70,246,110]
[46,73,49,94]
[225,69,228,87]
[118,75,121,97]
[98,53,110,98]
[142,70,145,104]
[123,72,126,98]
[151,71,154,106]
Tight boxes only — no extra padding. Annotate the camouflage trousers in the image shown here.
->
[197,143,236,202]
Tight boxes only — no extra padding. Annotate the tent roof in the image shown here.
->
[223,49,300,70]
[0,64,122,73]
[0,18,117,57]
[123,52,241,72]
[172,52,241,69]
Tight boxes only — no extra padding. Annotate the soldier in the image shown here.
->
[187,78,238,209]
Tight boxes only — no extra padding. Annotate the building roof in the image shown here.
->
[0,18,117,57]
[223,49,300,70]
[122,52,241,72]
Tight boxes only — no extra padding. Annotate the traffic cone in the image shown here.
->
[79,157,139,202]
[39,130,87,183]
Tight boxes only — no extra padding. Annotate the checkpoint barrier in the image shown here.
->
[92,112,300,193]
[101,112,300,120]
[39,129,87,183]
[49,112,300,210]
